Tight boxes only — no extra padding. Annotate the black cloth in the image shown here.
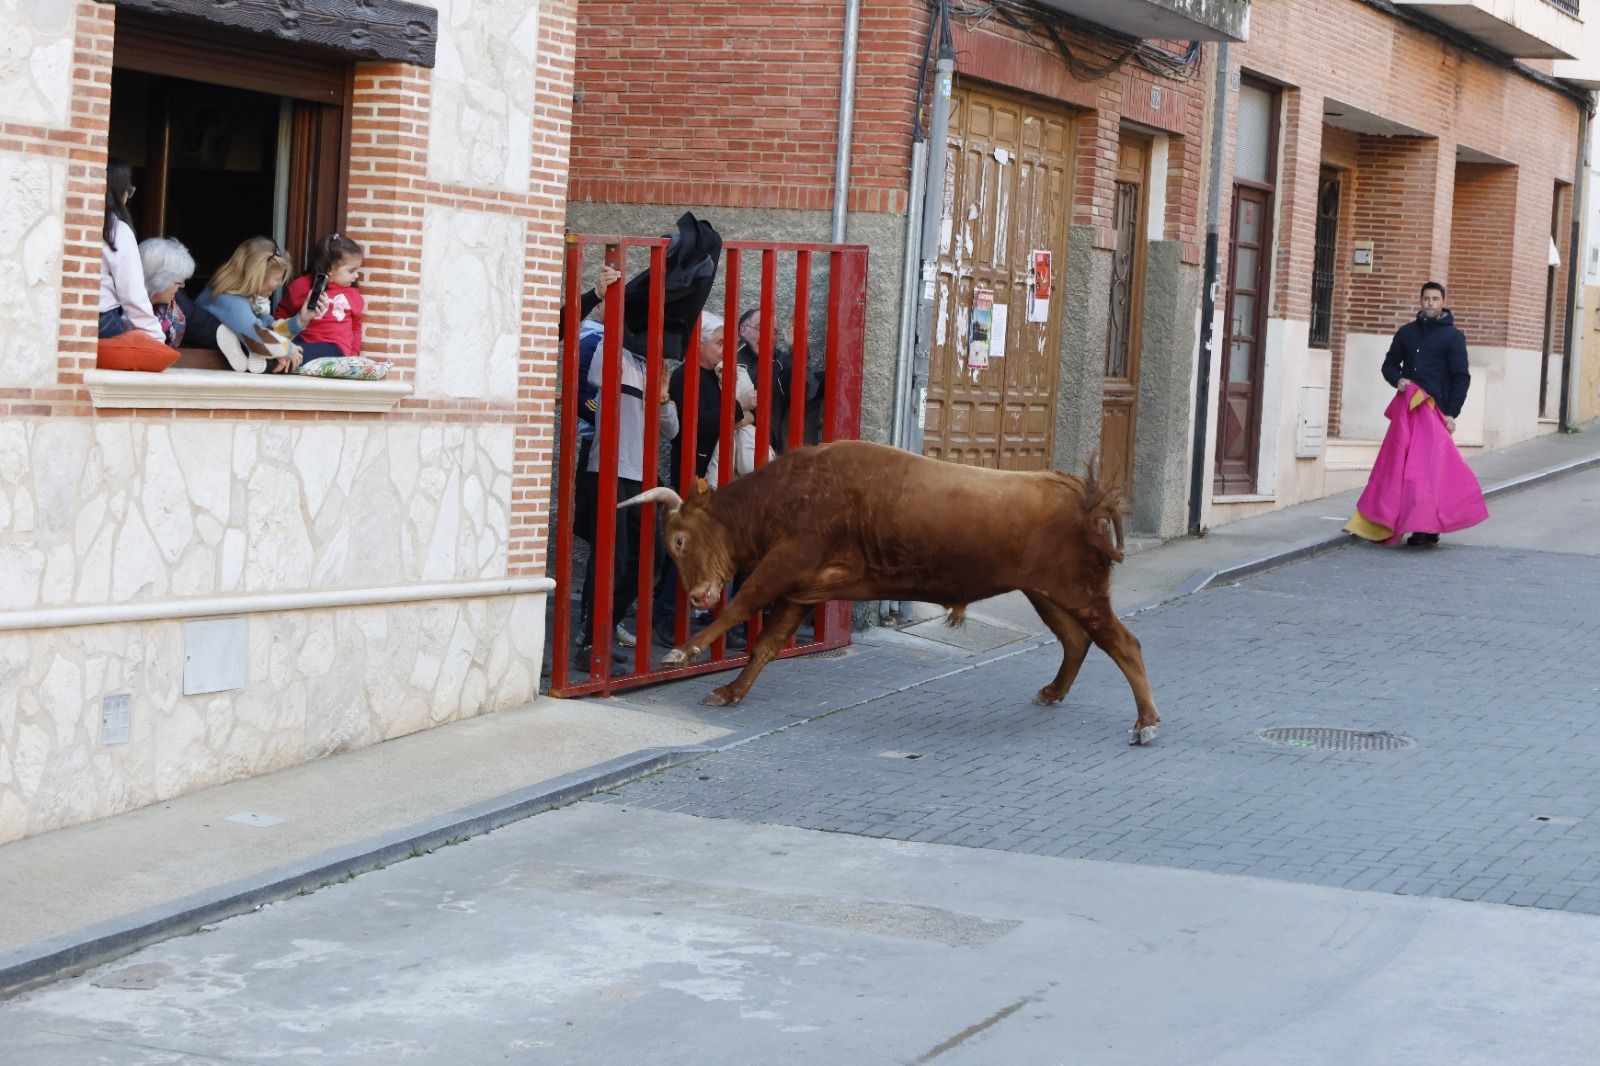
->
[1381,308,1470,417]
[175,289,222,350]
[558,211,721,360]
[577,475,643,648]
[736,338,821,453]
[668,362,742,484]
[622,212,722,362]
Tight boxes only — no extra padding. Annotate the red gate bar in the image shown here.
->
[549,234,868,699]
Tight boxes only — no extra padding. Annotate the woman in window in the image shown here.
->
[96,160,178,372]
[137,236,221,351]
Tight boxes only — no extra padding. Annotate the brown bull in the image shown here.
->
[622,440,1161,744]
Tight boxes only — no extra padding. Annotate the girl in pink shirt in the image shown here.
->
[277,234,366,365]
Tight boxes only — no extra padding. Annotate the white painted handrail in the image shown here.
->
[0,577,555,633]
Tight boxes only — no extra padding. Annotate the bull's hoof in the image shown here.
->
[702,685,741,707]
[1128,724,1159,746]
[661,647,695,667]
[1033,688,1065,706]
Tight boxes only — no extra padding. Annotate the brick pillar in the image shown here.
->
[1347,135,1453,336]
[1271,89,1322,320]
[56,1,116,390]
[1448,162,1518,348]
[511,0,577,575]
[345,63,429,376]
[1053,107,1118,472]
[1073,107,1120,250]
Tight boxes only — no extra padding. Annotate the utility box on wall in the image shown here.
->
[1297,385,1328,457]
[183,617,248,696]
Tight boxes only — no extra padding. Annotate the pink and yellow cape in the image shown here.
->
[1344,383,1487,546]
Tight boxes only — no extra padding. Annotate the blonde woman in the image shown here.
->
[197,236,327,373]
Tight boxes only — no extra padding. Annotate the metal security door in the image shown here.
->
[924,84,1072,470]
[1102,133,1150,498]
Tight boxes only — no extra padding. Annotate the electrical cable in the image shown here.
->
[910,1,942,141]
[932,0,1201,82]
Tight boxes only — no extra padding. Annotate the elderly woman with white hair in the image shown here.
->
[666,311,758,485]
[137,236,219,350]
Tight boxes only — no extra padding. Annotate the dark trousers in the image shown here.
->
[98,308,131,339]
[577,473,642,647]
[298,341,345,363]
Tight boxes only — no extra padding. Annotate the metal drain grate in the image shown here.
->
[808,647,852,659]
[1258,726,1413,752]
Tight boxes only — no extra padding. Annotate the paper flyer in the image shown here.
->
[969,288,994,368]
[1029,249,1052,323]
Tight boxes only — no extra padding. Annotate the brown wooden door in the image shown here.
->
[1215,185,1271,495]
[1102,133,1150,498]
[925,84,1073,470]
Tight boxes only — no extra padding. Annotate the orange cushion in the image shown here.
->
[97,330,179,372]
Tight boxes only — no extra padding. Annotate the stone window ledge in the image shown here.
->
[84,368,412,413]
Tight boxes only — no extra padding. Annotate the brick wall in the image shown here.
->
[567,0,1209,262]
[1232,0,1581,354]
[568,0,928,213]
[1448,163,1518,348]
[1344,136,1447,336]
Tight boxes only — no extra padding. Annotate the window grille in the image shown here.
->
[1310,170,1341,349]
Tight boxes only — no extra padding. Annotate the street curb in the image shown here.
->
[0,745,713,999]
[1178,449,1600,598]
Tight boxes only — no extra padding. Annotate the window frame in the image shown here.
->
[112,11,352,277]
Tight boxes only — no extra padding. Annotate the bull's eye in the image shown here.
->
[671,533,686,552]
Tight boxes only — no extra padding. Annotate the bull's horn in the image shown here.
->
[618,486,683,510]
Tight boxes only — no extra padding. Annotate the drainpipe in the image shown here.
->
[830,0,863,243]
[907,8,955,459]
[892,137,929,449]
[1559,93,1591,433]
[1187,41,1231,536]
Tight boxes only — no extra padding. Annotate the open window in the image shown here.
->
[87,1,433,410]
[110,10,349,304]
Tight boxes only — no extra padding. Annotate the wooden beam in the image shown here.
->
[99,0,437,68]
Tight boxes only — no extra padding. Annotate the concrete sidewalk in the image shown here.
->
[2,421,1596,996]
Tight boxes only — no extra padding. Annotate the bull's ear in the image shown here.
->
[692,477,712,500]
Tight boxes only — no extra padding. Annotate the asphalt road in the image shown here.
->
[2,469,1597,1065]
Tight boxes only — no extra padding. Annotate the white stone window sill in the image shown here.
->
[84,368,412,413]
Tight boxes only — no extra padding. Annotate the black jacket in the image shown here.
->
[668,363,743,484]
[1381,308,1470,417]
[735,339,820,453]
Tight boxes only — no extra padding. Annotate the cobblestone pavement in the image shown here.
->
[598,541,1600,913]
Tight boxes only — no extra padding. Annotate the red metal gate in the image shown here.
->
[549,235,868,698]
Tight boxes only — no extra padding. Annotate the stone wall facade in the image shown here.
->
[0,0,576,843]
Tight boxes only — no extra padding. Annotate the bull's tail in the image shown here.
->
[1080,451,1128,564]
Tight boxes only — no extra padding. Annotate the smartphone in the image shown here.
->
[306,272,329,310]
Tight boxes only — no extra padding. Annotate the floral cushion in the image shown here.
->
[297,355,393,381]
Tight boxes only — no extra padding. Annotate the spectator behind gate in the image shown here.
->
[96,159,178,372]
[667,311,748,483]
[735,307,819,454]
[199,237,328,374]
[574,267,681,665]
